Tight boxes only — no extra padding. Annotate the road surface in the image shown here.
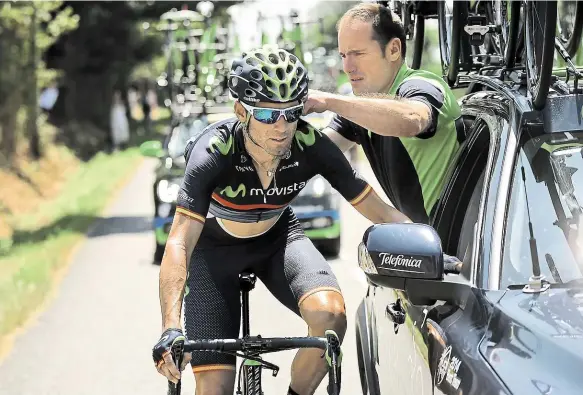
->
[0,158,385,395]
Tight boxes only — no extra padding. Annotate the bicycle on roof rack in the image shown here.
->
[166,272,343,395]
[386,0,583,111]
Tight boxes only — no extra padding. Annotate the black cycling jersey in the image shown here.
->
[177,117,372,224]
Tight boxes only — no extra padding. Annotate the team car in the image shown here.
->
[140,113,343,263]
[355,77,583,395]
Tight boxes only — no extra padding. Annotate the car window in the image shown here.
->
[501,136,583,288]
[167,119,208,158]
[432,118,491,260]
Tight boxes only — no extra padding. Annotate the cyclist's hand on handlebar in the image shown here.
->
[152,328,192,384]
[303,89,332,115]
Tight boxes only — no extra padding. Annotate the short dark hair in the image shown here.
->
[338,3,406,58]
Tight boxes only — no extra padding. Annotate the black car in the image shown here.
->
[355,77,583,395]
[140,115,211,262]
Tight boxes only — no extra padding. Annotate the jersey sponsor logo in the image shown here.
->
[236,165,254,172]
[250,181,306,196]
[283,150,291,160]
[220,184,246,198]
[178,191,194,203]
[279,161,299,171]
[294,125,322,151]
[208,134,234,156]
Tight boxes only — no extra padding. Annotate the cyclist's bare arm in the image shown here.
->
[353,188,412,224]
[323,127,356,153]
[159,213,204,330]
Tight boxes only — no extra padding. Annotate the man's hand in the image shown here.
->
[153,328,192,384]
[303,89,334,115]
[443,253,463,274]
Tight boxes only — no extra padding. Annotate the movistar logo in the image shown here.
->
[208,135,234,156]
[250,181,306,196]
[294,125,322,151]
[220,184,246,198]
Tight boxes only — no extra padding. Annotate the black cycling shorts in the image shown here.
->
[183,207,342,371]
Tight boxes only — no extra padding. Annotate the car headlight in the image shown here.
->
[312,177,326,198]
[157,178,181,203]
[299,176,330,198]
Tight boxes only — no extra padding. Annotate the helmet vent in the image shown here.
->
[289,55,297,64]
[265,79,275,89]
[250,70,263,80]
[234,65,243,74]
[245,89,256,97]
[279,84,287,98]
[268,53,279,64]
[296,67,304,77]
[290,77,297,86]
[230,77,238,87]
[266,91,274,98]
[249,80,262,91]
[278,51,286,62]
[255,52,266,62]
[246,58,259,67]
[276,68,285,80]
[286,64,293,73]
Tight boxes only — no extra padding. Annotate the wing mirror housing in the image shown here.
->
[358,223,461,305]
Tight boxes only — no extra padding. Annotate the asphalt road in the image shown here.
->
[0,158,385,395]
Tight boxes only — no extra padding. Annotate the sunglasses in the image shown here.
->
[241,102,304,124]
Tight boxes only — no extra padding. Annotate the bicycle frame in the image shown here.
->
[167,272,342,395]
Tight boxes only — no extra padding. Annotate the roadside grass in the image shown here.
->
[0,112,170,344]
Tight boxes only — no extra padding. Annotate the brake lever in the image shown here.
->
[167,339,185,395]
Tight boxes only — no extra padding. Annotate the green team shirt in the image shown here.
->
[328,63,464,224]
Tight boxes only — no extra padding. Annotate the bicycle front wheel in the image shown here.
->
[557,0,583,57]
[524,0,558,110]
[438,0,468,87]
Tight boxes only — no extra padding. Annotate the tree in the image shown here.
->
[0,1,78,163]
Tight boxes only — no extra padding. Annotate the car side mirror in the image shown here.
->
[140,140,164,158]
[358,223,449,305]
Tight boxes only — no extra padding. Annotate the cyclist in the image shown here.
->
[152,45,412,395]
[305,3,465,225]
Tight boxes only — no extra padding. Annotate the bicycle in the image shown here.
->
[166,272,343,395]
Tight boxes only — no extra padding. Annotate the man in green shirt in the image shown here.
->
[305,2,464,224]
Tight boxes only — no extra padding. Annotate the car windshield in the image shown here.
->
[167,118,208,158]
[502,134,583,288]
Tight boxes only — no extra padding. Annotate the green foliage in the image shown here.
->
[0,1,79,162]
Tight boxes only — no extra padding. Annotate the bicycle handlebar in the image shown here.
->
[167,335,339,395]
[181,336,329,353]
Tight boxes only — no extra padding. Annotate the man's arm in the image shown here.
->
[159,129,224,329]
[315,92,430,138]
[306,80,445,138]
[353,188,412,224]
[159,213,204,329]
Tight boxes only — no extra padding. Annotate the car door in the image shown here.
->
[374,114,496,395]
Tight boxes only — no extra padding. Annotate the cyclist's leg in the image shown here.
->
[257,211,346,394]
[183,238,245,395]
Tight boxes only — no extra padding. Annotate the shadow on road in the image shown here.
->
[2,215,153,257]
[88,215,153,237]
